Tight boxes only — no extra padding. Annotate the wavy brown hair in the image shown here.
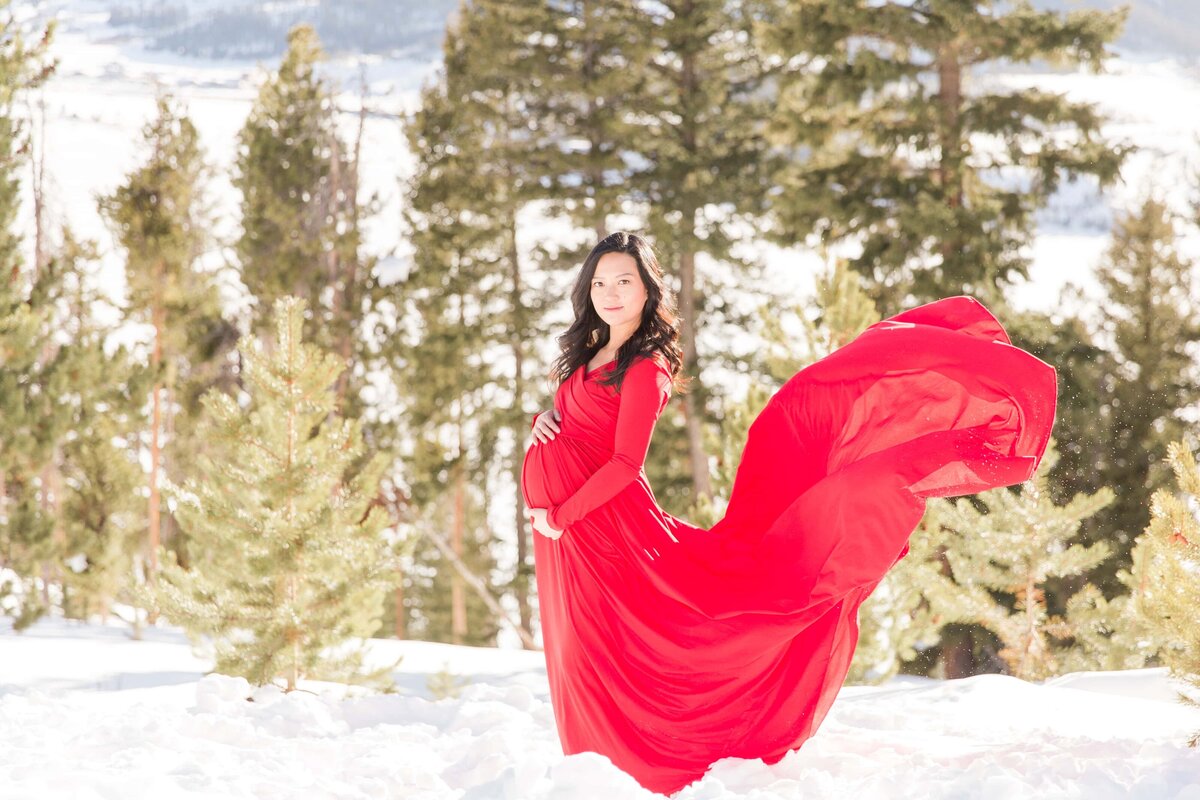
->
[548,231,690,396]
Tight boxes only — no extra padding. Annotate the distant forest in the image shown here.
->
[106,0,459,60]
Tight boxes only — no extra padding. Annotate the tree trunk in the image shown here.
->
[421,521,539,650]
[677,247,712,500]
[147,262,165,623]
[936,40,964,267]
[508,218,534,645]
[675,45,714,501]
[451,462,468,645]
[393,580,406,639]
[327,105,363,412]
[32,92,47,273]
[583,0,608,240]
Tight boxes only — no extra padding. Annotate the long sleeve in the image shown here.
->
[547,358,672,531]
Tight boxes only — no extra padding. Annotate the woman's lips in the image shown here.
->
[604,306,622,311]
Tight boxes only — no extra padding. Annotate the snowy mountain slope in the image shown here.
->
[1032,0,1200,61]
[30,0,459,60]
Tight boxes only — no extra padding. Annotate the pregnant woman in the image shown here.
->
[520,231,1056,795]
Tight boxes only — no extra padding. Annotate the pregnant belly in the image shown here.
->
[521,433,607,511]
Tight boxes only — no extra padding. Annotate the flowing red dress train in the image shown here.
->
[519,296,1057,795]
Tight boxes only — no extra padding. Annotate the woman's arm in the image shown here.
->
[547,357,672,531]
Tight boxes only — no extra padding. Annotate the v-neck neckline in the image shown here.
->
[584,358,616,377]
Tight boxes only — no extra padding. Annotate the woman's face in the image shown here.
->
[590,252,649,330]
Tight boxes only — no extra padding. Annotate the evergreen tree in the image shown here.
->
[234,24,358,354]
[1133,438,1200,746]
[1056,541,1161,674]
[765,0,1130,308]
[631,0,785,503]
[234,24,382,544]
[98,93,223,590]
[1083,197,1200,592]
[935,441,1116,681]
[537,0,656,240]
[1005,308,1114,507]
[0,2,55,275]
[0,232,91,627]
[2,228,152,629]
[427,663,470,700]
[387,7,523,645]
[0,0,58,623]
[51,234,153,625]
[151,297,404,691]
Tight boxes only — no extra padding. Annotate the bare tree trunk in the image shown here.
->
[161,385,178,565]
[287,573,299,692]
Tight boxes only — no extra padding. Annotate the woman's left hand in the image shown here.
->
[529,508,564,540]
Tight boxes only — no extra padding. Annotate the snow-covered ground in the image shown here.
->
[2,614,1199,799]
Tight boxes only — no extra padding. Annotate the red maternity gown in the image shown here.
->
[519,296,1056,796]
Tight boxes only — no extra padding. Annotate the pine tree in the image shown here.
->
[426,663,470,700]
[234,24,382,540]
[1133,438,1200,747]
[631,0,785,503]
[1,226,154,629]
[150,297,405,691]
[51,233,153,624]
[98,92,223,592]
[536,0,656,240]
[1005,308,1114,506]
[234,24,346,348]
[0,0,58,623]
[765,0,1130,308]
[0,233,94,627]
[1056,543,1162,674]
[386,8,521,646]
[1083,197,1200,592]
[0,2,55,276]
[935,441,1116,681]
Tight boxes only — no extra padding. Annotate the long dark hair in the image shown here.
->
[549,231,690,395]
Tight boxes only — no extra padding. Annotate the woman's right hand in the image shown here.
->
[532,408,562,444]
